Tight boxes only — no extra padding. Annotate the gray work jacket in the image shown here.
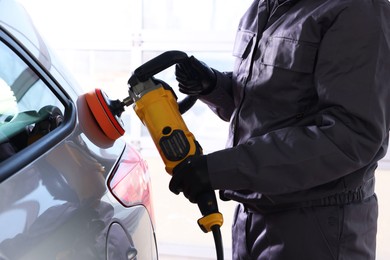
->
[201,0,390,206]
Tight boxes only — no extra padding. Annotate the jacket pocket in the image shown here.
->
[233,30,255,59]
[232,29,256,87]
[261,36,318,73]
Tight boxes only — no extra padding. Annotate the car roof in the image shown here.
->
[0,0,52,69]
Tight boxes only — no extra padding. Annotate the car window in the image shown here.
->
[0,40,65,162]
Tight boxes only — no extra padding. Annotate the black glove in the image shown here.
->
[175,56,216,96]
[169,155,213,203]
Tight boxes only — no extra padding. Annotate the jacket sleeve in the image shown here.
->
[199,70,235,122]
[207,2,390,195]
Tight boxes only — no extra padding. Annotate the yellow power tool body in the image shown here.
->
[128,78,200,174]
[126,51,223,236]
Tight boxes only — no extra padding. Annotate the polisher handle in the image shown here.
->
[128,50,189,85]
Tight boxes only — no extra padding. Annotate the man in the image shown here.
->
[169,0,390,259]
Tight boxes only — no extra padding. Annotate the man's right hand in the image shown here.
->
[175,56,216,95]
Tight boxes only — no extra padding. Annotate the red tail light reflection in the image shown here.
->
[109,144,154,224]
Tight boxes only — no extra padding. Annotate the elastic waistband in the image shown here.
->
[244,179,375,213]
[299,188,374,208]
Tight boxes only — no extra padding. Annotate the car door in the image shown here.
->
[0,13,156,259]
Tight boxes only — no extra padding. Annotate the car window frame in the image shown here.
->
[0,27,76,181]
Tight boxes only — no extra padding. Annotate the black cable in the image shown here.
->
[211,225,224,260]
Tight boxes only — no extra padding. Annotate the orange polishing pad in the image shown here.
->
[85,89,125,140]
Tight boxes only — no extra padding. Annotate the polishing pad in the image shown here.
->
[84,88,125,140]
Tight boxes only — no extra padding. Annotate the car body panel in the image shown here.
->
[0,0,157,259]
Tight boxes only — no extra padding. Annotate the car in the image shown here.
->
[0,0,157,259]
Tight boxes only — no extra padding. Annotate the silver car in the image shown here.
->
[0,0,157,259]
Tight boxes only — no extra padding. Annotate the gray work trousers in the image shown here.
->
[232,195,378,260]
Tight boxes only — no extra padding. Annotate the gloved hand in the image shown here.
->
[169,155,213,203]
[175,56,216,96]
